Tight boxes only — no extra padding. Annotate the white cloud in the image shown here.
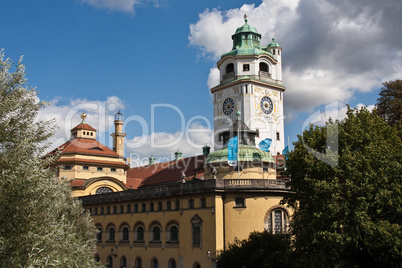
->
[189,0,402,121]
[207,67,220,89]
[37,96,125,149]
[37,98,213,165]
[126,122,214,167]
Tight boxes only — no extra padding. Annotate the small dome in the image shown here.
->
[234,22,260,35]
[267,38,280,47]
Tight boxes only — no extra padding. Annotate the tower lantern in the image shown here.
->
[111,110,126,157]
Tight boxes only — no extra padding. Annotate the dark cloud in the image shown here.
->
[282,0,402,75]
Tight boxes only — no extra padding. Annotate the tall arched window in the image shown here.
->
[267,209,288,234]
[96,226,102,242]
[226,63,234,74]
[108,226,115,241]
[191,215,202,247]
[151,258,158,268]
[106,256,113,268]
[135,257,142,268]
[122,226,129,241]
[152,226,161,242]
[120,256,127,268]
[169,226,179,242]
[136,226,144,241]
[169,259,177,268]
[259,62,269,73]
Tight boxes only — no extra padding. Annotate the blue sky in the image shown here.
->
[1,0,401,166]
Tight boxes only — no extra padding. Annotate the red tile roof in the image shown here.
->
[71,123,97,131]
[49,138,122,158]
[126,155,205,188]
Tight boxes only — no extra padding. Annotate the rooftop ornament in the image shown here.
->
[80,113,87,123]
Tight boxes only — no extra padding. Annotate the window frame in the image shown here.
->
[96,226,102,242]
[108,226,116,241]
[191,215,202,248]
[234,197,246,208]
[169,225,179,242]
[200,198,206,208]
[151,225,161,242]
[121,226,130,242]
[188,199,194,209]
[135,225,145,242]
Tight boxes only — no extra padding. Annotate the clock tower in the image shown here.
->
[211,16,285,155]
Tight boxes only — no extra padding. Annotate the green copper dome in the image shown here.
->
[234,22,260,35]
[267,38,280,47]
[221,19,274,58]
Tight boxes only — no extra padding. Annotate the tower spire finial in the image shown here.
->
[80,113,87,123]
[244,13,248,23]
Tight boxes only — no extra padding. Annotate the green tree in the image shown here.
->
[284,107,402,267]
[216,231,293,268]
[0,51,99,267]
[376,80,402,128]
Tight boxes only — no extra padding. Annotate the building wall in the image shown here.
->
[84,180,292,268]
[89,193,218,268]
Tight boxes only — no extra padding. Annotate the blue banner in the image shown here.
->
[227,136,238,166]
[282,146,289,156]
[258,138,272,152]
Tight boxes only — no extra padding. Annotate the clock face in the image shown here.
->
[222,98,235,115]
[260,96,273,114]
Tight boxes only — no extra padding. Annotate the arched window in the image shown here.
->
[135,257,142,268]
[120,256,127,268]
[267,209,289,234]
[259,62,269,72]
[136,226,144,241]
[191,215,202,247]
[168,259,177,268]
[122,226,129,241]
[169,225,179,242]
[152,226,161,242]
[193,263,201,268]
[106,256,113,268]
[95,187,113,194]
[225,63,234,74]
[151,258,158,268]
[108,226,115,241]
[96,226,102,242]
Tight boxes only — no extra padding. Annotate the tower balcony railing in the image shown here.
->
[220,71,276,84]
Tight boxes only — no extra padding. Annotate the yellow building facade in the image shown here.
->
[49,18,293,268]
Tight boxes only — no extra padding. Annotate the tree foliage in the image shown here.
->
[0,51,99,267]
[216,231,293,268]
[376,80,402,128]
[284,107,402,267]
